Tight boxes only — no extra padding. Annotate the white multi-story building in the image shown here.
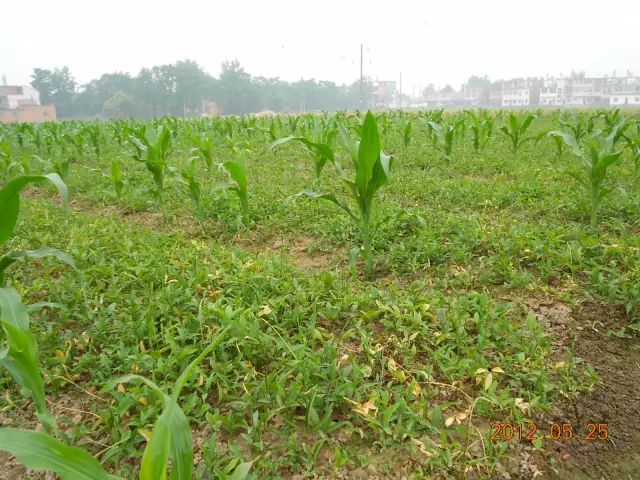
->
[539,78,568,106]
[607,76,640,106]
[502,79,539,107]
[0,85,41,109]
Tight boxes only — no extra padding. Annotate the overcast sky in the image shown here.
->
[2,0,640,93]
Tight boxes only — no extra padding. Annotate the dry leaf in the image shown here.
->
[484,372,493,390]
[515,397,530,414]
[387,358,397,373]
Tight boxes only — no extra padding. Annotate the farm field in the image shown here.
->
[1,109,639,479]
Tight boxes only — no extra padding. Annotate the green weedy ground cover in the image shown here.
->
[0,110,639,479]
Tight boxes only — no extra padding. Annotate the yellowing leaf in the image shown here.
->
[484,372,493,390]
[138,396,148,406]
[387,358,397,373]
[139,429,152,442]
[411,382,422,397]
[55,350,65,361]
[515,397,530,414]
[117,383,126,393]
[259,305,272,316]
[491,367,504,374]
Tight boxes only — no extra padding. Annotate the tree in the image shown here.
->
[30,67,77,117]
[422,84,436,96]
[441,84,454,93]
[215,60,261,114]
[103,91,137,117]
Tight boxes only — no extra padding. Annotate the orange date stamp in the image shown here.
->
[490,422,609,442]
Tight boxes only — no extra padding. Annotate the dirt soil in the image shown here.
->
[530,300,640,480]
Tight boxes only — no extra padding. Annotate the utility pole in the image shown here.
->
[399,72,402,109]
[360,43,364,110]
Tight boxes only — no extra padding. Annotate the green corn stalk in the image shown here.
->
[465,111,494,153]
[221,160,249,219]
[191,133,214,169]
[402,118,413,151]
[111,158,125,198]
[267,118,336,181]
[428,121,455,162]
[622,133,640,188]
[179,156,203,220]
[0,287,57,434]
[0,174,73,285]
[550,130,623,229]
[500,112,536,155]
[298,111,392,279]
[129,124,172,210]
[0,323,251,480]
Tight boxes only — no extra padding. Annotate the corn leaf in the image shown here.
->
[0,174,67,247]
[0,428,121,480]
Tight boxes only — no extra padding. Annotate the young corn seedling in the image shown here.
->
[465,110,494,153]
[179,155,203,221]
[267,118,336,182]
[622,132,640,188]
[298,111,392,279]
[428,120,456,162]
[500,112,536,155]
[220,160,249,220]
[110,158,125,198]
[401,117,413,152]
[0,321,251,480]
[129,124,172,216]
[0,173,73,286]
[191,132,214,169]
[551,130,623,229]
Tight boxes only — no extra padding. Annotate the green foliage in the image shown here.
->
[0,429,120,480]
[111,158,125,197]
[268,118,336,180]
[500,112,536,154]
[299,111,392,279]
[0,287,56,433]
[0,173,72,285]
[551,129,623,228]
[129,124,172,202]
[428,120,456,161]
[221,160,249,219]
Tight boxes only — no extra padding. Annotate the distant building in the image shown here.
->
[488,89,502,106]
[371,80,397,108]
[539,78,568,106]
[0,83,57,123]
[606,75,640,106]
[565,77,608,107]
[502,79,540,107]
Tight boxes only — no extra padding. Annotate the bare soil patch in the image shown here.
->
[528,300,640,479]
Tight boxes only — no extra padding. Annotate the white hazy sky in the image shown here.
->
[2,0,640,93]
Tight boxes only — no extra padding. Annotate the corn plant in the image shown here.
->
[465,110,494,153]
[179,156,203,220]
[551,130,623,228]
[500,113,536,154]
[298,111,392,279]
[0,174,73,285]
[129,124,172,204]
[220,160,249,219]
[428,121,456,162]
[267,118,336,181]
[622,132,640,187]
[0,315,250,480]
[401,117,413,151]
[111,158,125,198]
[191,132,214,169]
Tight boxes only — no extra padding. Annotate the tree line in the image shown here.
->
[29,59,372,119]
